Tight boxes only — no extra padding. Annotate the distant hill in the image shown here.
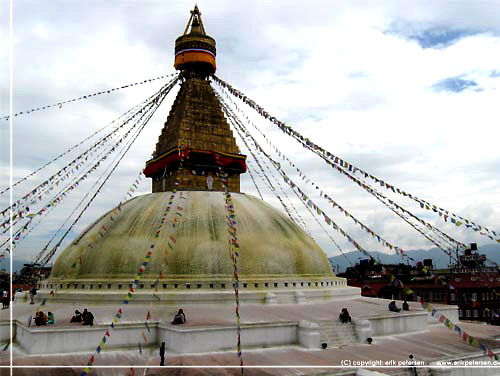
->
[328,243,500,273]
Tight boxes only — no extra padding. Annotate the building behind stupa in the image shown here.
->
[40,5,353,304]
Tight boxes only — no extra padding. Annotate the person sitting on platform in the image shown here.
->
[402,300,409,311]
[2,290,9,309]
[339,307,351,323]
[47,312,55,325]
[35,311,47,326]
[70,310,82,323]
[388,300,401,313]
[83,310,94,326]
[171,308,186,325]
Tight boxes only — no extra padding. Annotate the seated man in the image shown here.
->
[402,300,409,311]
[388,300,401,313]
[83,310,94,326]
[35,311,47,326]
[47,312,55,325]
[339,308,351,323]
[171,308,186,325]
[70,310,82,323]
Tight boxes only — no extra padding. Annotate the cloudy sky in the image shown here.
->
[1,0,500,266]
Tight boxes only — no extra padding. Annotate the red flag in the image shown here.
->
[146,311,151,321]
[118,308,123,315]
[169,235,176,243]
[159,271,163,280]
[105,330,110,337]
[49,290,55,296]
[89,355,95,364]
[78,255,82,265]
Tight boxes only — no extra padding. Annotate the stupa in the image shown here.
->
[41,5,352,304]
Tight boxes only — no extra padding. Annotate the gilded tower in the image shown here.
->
[144,5,246,193]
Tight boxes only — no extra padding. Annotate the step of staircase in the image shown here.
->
[315,319,359,348]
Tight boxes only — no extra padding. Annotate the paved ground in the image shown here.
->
[2,324,500,375]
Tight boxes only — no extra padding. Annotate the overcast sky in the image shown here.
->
[1,0,500,265]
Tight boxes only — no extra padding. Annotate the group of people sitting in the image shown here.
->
[34,311,55,326]
[388,300,410,313]
[71,308,94,326]
[339,307,351,323]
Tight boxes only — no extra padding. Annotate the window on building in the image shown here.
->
[455,278,462,282]
[472,293,477,301]
[486,293,490,300]
[466,310,471,318]
[459,309,463,318]
[473,310,478,318]
[482,293,485,300]
[451,293,456,302]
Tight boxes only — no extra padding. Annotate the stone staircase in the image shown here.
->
[315,319,359,347]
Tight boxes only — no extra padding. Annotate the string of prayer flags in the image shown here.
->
[80,178,182,376]
[2,77,180,261]
[4,111,151,256]
[34,78,178,265]
[85,172,144,250]
[1,96,156,222]
[219,97,307,230]
[219,170,244,374]
[1,73,178,121]
[219,89,456,257]
[221,85,463,256]
[213,75,500,244]
[223,98,416,266]
[245,137,496,358]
